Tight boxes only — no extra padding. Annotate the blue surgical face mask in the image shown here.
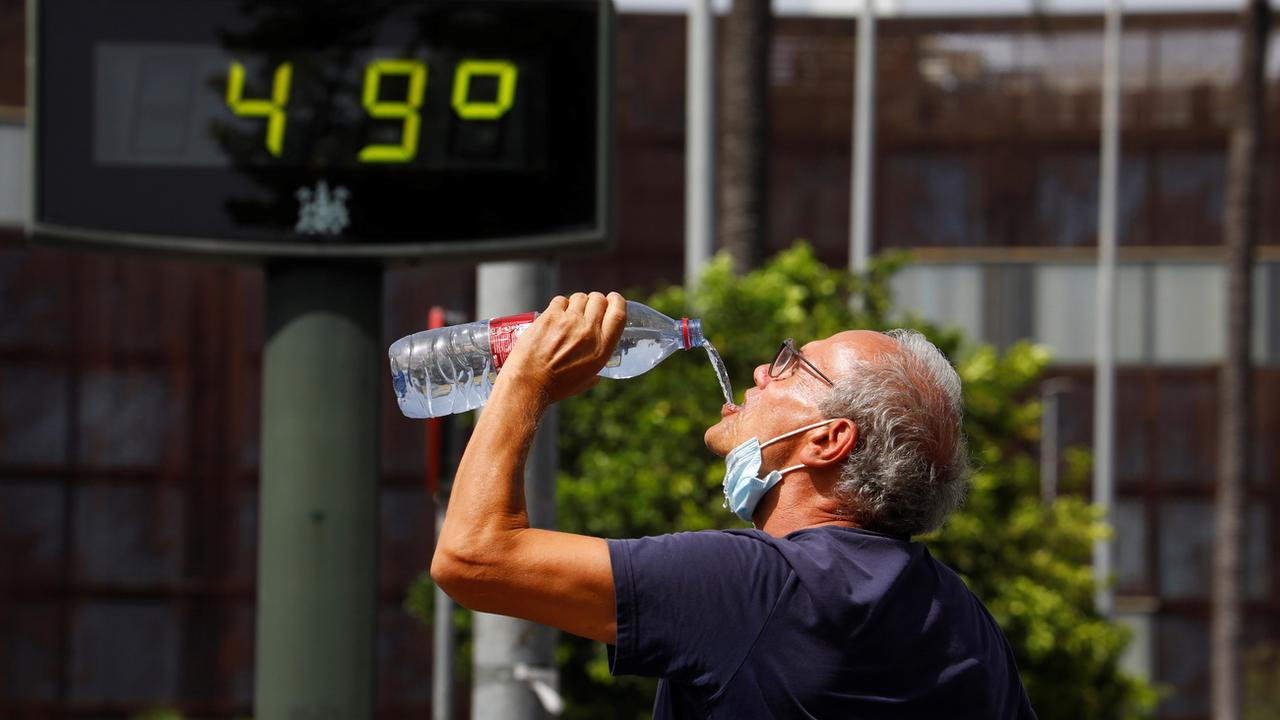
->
[722,419,836,523]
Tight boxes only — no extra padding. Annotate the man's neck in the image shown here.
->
[754,475,857,537]
[758,511,857,538]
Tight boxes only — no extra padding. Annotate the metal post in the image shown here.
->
[473,259,562,720]
[429,307,456,720]
[433,494,456,720]
[850,0,877,277]
[256,263,382,719]
[1040,378,1072,504]
[685,0,716,291]
[1041,389,1059,503]
[1093,0,1122,619]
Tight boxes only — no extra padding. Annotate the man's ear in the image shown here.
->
[803,418,857,467]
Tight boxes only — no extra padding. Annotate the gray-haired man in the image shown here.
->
[431,291,1037,719]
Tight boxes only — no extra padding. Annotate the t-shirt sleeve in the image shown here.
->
[607,530,793,686]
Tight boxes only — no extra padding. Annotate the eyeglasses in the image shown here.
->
[768,338,835,387]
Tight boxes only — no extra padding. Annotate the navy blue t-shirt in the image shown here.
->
[607,526,1036,719]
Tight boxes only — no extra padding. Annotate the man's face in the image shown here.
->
[703,330,898,457]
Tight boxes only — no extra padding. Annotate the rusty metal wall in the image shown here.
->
[0,236,256,717]
[0,233,480,718]
[1041,367,1280,720]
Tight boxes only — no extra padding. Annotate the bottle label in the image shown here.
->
[489,312,538,371]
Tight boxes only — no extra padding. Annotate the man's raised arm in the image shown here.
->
[429,291,627,645]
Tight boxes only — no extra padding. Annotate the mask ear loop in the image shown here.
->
[758,418,835,475]
[759,418,835,450]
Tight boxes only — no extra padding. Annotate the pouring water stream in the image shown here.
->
[700,340,737,410]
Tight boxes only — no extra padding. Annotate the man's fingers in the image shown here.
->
[545,295,569,314]
[600,292,627,354]
[567,292,589,315]
[583,292,608,326]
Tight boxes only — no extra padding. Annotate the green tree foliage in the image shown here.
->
[549,244,1156,719]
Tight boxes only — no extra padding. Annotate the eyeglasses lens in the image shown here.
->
[769,342,794,378]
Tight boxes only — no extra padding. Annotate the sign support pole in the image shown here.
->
[256,263,383,719]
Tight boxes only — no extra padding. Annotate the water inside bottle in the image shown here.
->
[701,340,736,409]
[388,323,496,419]
[600,327,679,379]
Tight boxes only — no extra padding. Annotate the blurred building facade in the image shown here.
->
[1,4,1278,719]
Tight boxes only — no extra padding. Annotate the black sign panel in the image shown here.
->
[29,0,613,260]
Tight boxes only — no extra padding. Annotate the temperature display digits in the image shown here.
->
[90,46,538,171]
[221,57,522,164]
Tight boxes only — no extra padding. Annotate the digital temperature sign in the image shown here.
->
[29,0,613,260]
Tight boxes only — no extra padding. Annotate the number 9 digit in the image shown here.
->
[358,59,428,163]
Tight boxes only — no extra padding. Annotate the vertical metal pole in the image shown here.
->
[433,495,456,720]
[428,308,456,720]
[1093,0,1122,619]
[473,259,561,720]
[685,0,716,291]
[850,0,877,278]
[1041,386,1059,504]
[256,263,382,719]
[1040,378,1071,504]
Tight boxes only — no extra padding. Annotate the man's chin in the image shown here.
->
[704,417,732,456]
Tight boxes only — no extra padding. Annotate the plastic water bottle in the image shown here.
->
[388,301,705,418]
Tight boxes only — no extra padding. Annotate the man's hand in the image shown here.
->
[500,291,627,407]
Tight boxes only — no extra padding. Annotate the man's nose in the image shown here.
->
[753,363,771,387]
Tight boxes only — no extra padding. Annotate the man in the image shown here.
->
[431,291,1037,719]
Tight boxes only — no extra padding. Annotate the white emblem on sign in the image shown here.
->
[295,180,351,235]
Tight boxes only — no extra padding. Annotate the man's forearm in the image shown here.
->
[432,372,548,575]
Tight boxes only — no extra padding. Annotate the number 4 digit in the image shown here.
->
[226,61,292,157]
